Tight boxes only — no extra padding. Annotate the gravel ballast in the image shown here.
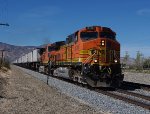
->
[17,66,150,114]
[0,66,102,114]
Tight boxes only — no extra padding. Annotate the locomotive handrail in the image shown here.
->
[83,52,97,65]
[114,50,120,61]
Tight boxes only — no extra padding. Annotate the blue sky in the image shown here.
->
[0,0,150,58]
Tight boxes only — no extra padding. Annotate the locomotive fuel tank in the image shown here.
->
[53,67,71,79]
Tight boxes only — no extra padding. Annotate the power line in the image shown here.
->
[0,23,9,26]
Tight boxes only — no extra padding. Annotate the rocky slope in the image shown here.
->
[0,42,36,62]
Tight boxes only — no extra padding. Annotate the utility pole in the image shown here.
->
[0,22,10,66]
[0,22,9,63]
[0,50,7,66]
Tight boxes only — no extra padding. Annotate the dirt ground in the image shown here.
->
[124,72,150,85]
[0,67,102,114]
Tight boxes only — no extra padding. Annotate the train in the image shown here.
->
[13,26,124,87]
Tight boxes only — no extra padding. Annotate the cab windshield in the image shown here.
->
[80,32,98,40]
[48,46,55,52]
[100,32,116,40]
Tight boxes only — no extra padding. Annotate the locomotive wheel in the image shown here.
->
[69,70,74,79]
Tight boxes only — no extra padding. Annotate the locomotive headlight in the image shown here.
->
[94,60,98,63]
[101,40,105,46]
[114,59,118,63]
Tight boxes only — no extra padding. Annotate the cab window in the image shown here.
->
[80,32,98,40]
[100,32,116,40]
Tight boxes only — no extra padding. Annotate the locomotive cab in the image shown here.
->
[76,26,124,87]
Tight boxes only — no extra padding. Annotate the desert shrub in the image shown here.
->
[143,57,150,69]
[0,58,10,69]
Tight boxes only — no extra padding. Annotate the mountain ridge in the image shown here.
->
[0,42,37,62]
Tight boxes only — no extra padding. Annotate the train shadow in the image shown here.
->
[120,81,150,91]
[96,81,150,91]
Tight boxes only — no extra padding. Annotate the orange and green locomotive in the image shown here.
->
[39,26,124,87]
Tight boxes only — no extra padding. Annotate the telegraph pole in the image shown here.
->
[0,50,7,66]
[0,23,10,67]
[0,21,9,62]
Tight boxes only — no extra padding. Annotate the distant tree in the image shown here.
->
[124,51,129,63]
[135,51,143,70]
[143,57,150,69]
[123,51,130,68]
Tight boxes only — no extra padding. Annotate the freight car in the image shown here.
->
[14,26,124,87]
[14,49,40,70]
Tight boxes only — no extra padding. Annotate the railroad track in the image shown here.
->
[47,74,150,110]
[94,89,150,110]
[116,90,150,101]
[18,66,150,110]
[142,87,150,91]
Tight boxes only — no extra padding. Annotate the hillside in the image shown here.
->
[120,57,135,65]
[0,42,36,62]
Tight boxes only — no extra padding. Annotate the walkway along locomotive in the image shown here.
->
[14,26,124,87]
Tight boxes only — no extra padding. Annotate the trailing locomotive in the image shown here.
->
[14,26,124,87]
